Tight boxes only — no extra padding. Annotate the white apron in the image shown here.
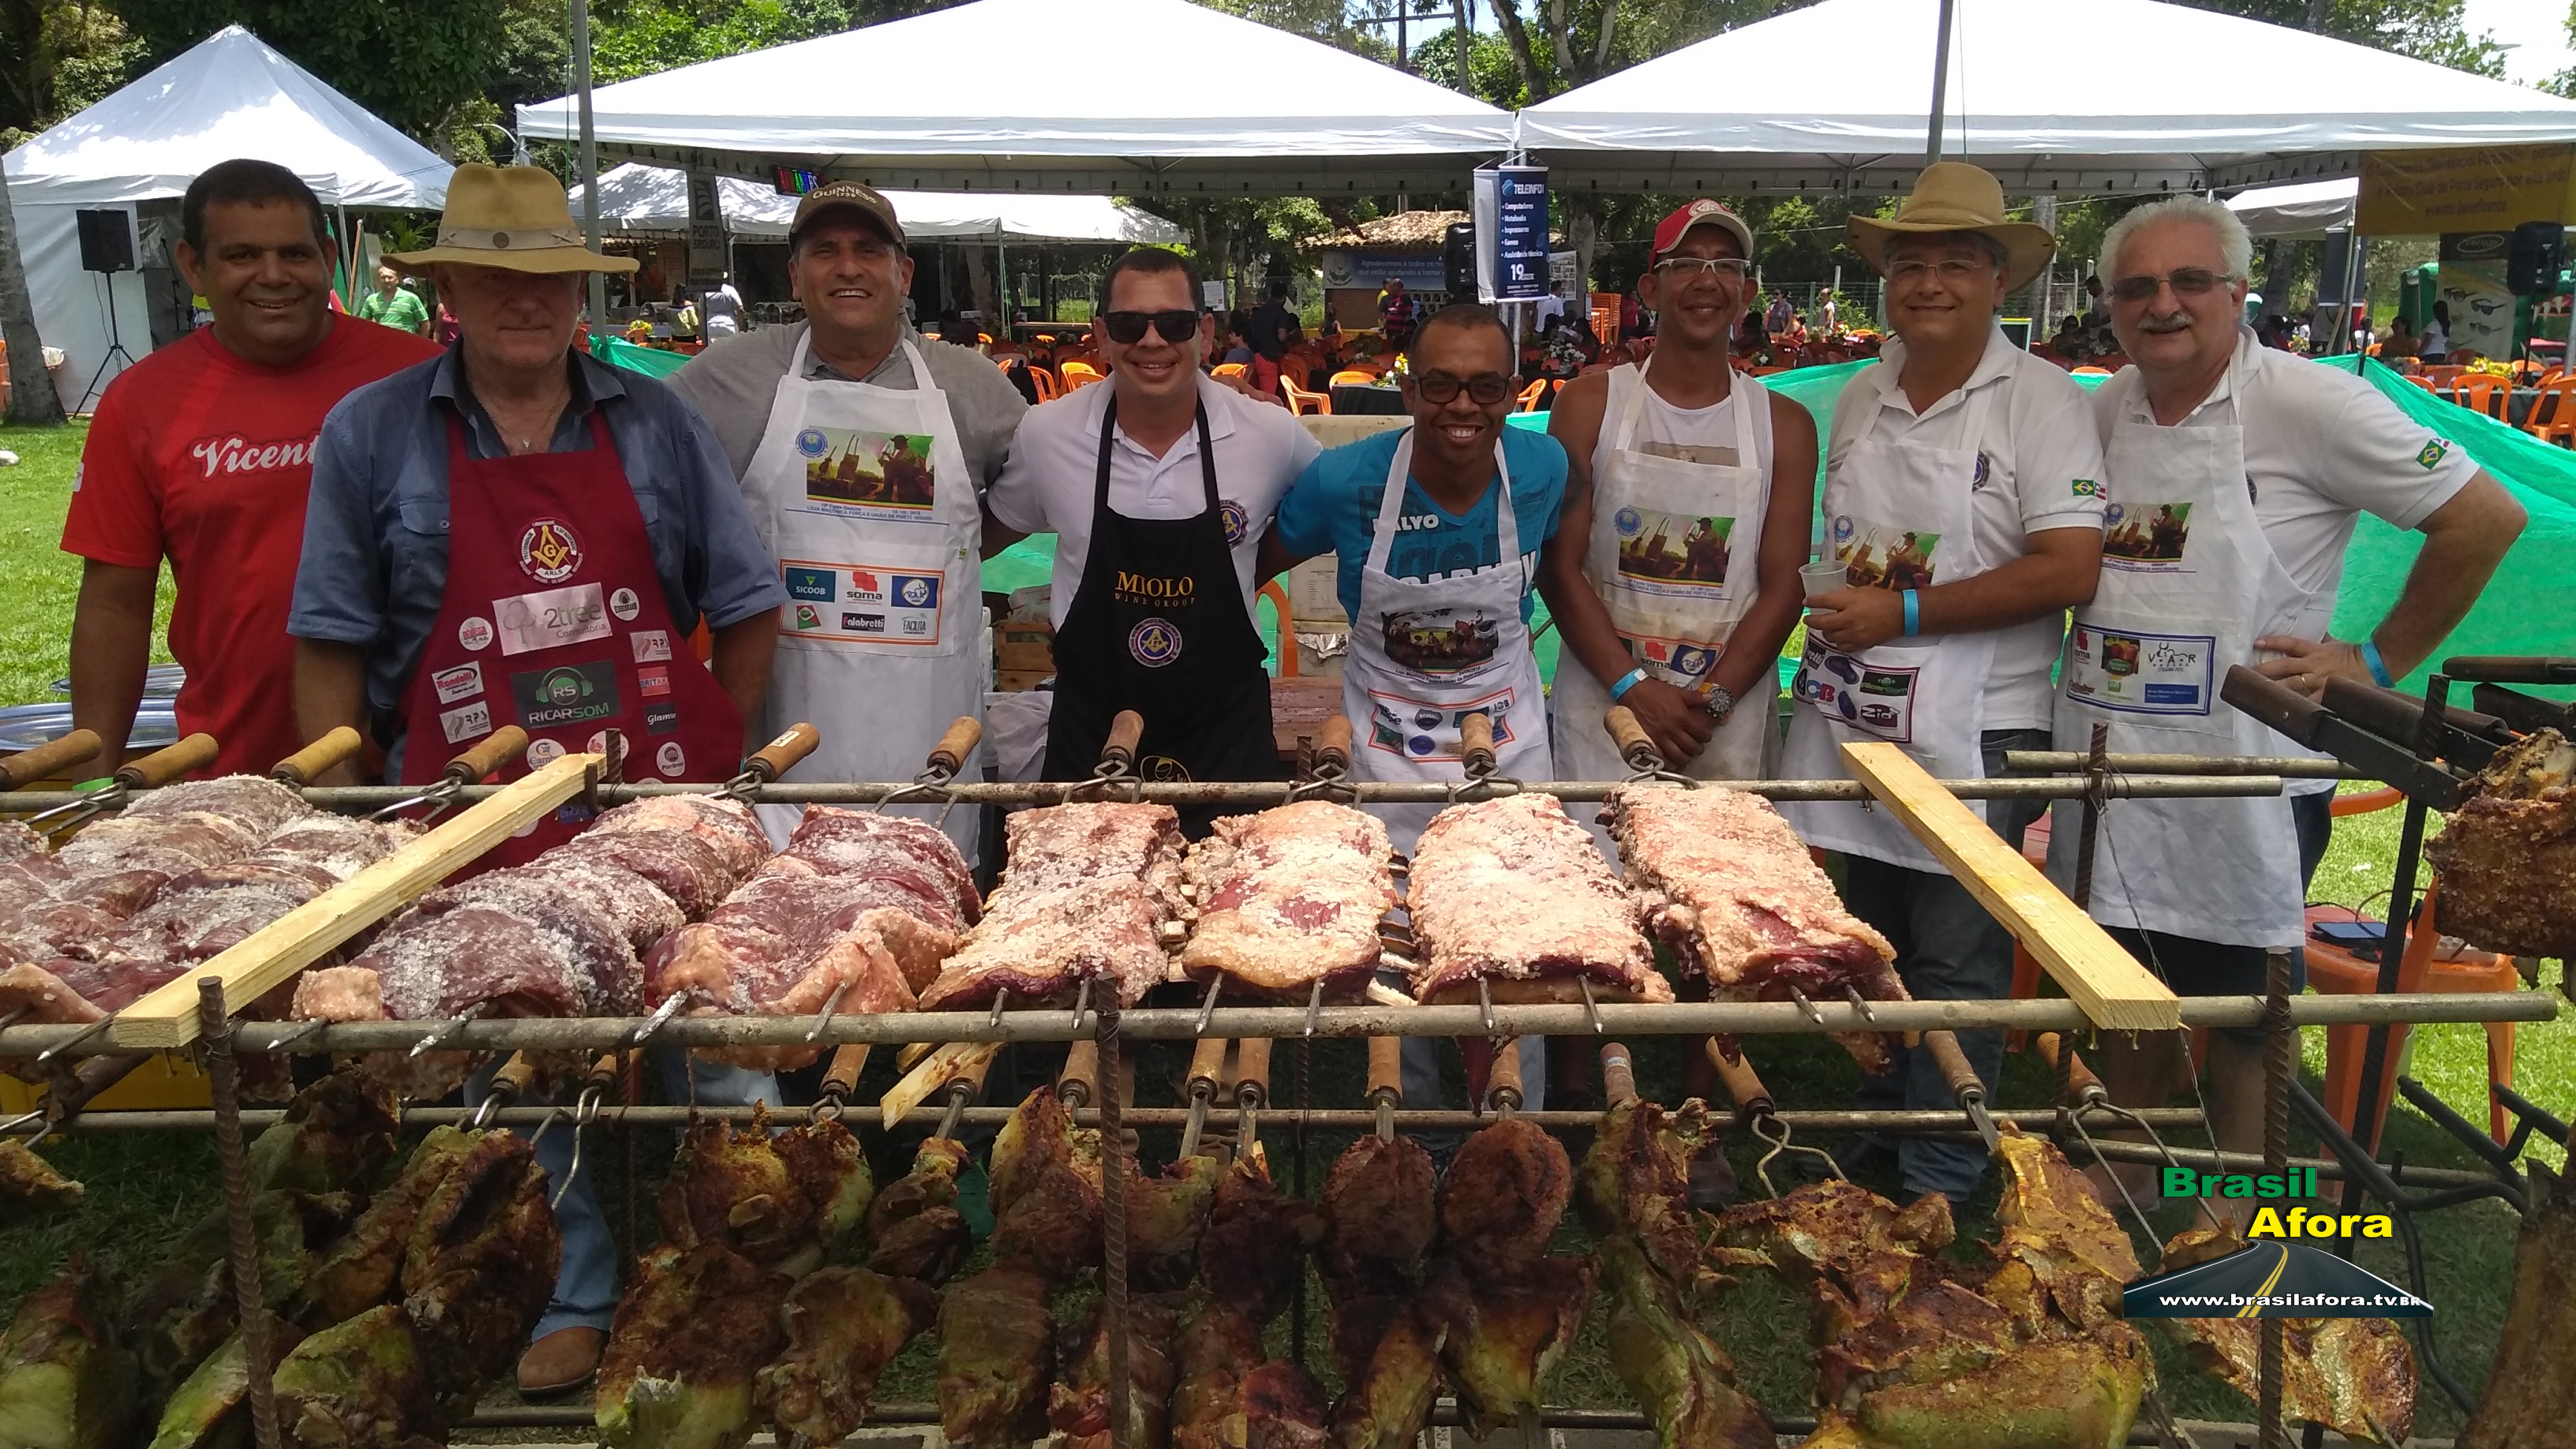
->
[1551,358,1777,790]
[1343,430,1550,855]
[739,332,982,852]
[1779,385,1999,874]
[2045,347,2315,949]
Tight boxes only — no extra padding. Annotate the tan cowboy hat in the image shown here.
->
[1847,162,2054,293]
[388,164,638,275]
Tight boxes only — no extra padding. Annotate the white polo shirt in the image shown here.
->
[990,372,1321,630]
[2091,330,2479,793]
[1826,324,2108,729]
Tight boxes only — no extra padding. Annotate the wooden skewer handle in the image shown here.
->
[582,1053,624,1095]
[489,1051,540,1101]
[114,732,218,789]
[2219,665,2325,749]
[2034,1032,2105,1103]
[924,717,983,777]
[1702,1039,1773,1119]
[1366,1036,1403,1103]
[0,728,102,790]
[1313,717,1354,773]
[446,725,530,783]
[1188,1035,1232,1093]
[1059,1039,1101,1105]
[271,727,362,787]
[820,1043,871,1099]
[1102,710,1146,767]
[1459,712,1497,777]
[949,1043,999,1098]
[1233,1036,1272,1099]
[1485,1035,1524,1107]
[1604,706,1657,766]
[1598,1041,1638,1108]
[1921,1030,1984,1103]
[744,723,822,782]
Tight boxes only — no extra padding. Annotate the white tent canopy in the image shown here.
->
[4,25,450,410]
[1518,0,2576,196]
[568,163,1185,244]
[2226,177,2360,239]
[519,0,1511,195]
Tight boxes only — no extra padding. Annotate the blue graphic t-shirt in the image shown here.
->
[1273,426,1567,623]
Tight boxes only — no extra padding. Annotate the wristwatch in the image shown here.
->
[1702,685,1738,722]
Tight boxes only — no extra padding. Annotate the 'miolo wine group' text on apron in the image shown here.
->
[2046,344,2318,948]
[1042,398,1277,789]
[397,412,746,868]
[1552,357,1777,784]
[1779,386,1998,874]
[739,334,982,848]
[1342,429,1549,853]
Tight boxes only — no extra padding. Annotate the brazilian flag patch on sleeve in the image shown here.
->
[2072,477,2102,497]
[2417,440,2450,470]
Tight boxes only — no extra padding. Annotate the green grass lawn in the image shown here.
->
[0,417,2562,1438]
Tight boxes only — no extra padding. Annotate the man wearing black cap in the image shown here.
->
[673,181,1027,849]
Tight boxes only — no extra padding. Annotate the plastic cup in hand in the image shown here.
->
[1801,560,1848,601]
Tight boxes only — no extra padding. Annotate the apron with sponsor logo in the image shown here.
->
[1552,358,1777,786]
[739,333,981,848]
[1343,429,1550,854]
[1040,398,1278,794]
[1779,385,1999,874]
[395,411,745,867]
[2046,346,2312,948]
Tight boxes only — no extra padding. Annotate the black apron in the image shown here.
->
[1041,397,1280,805]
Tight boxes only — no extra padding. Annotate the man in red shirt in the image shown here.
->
[64,159,440,777]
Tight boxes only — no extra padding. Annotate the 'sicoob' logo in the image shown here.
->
[518,519,583,583]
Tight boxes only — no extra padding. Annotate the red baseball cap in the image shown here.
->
[1651,199,1755,261]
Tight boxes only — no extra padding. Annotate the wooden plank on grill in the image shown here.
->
[1839,741,2181,1032]
[107,754,602,1050]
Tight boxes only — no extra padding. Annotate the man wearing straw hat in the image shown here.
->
[288,164,788,1395]
[1779,163,2110,1207]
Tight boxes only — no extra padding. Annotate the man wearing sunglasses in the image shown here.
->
[986,247,1320,797]
[1271,303,1569,1109]
[2048,196,2523,1218]
[1541,200,1818,807]
[1779,163,2109,1208]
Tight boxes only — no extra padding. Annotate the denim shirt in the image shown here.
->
[290,343,787,766]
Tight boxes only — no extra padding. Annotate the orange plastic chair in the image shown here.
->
[2525,377,2576,447]
[1330,369,1380,388]
[1517,378,1552,412]
[1059,360,1104,390]
[2403,374,2437,393]
[1257,579,1297,678]
[2452,375,2507,420]
[1027,366,1059,404]
[2306,882,2521,1144]
[1212,362,1248,380]
[2421,364,2466,391]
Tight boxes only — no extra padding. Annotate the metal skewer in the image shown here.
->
[989,988,1011,1028]
[1194,975,1223,1035]
[35,1017,113,1064]
[1786,986,1826,1024]
[410,1001,490,1058]
[0,1004,32,1032]
[1,1106,44,1136]
[1477,975,1496,1034]
[623,992,687,1049]
[803,980,853,1044]
[1842,984,1878,1021]
[1069,977,1093,1031]
[1304,979,1324,1038]
[1578,976,1604,1034]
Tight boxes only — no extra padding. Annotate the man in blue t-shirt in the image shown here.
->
[1269,302,1567,1113]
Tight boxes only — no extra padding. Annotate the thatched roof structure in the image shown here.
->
[1302,210,1470,251]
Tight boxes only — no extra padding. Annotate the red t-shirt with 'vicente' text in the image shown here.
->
[62,316,443,776]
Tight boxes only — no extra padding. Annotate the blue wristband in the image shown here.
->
[1902,590,1922,638]
[2361,639,2394,688]
[1609,667,1649,700]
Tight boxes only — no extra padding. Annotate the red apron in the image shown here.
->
[394,411,746,867]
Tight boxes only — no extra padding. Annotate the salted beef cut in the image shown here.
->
[917,802,1183,1013]
[646,807,979,1069]
[1178,800,1395,1003]
[1405,793,1668,1006]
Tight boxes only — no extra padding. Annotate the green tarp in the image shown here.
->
[593,342,2571,695]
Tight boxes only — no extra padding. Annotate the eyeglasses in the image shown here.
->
[2110,268,2235,304]
[1654,256,1753,282]
[1886,257,1995,285]
[1100,309,1200,344]
[1410,373,1515,406]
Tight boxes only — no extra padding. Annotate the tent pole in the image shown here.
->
[1923,0,1957,168]
[572,0,606,325]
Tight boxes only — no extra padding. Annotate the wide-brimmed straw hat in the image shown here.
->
[1847,162,2054,292]
[389,164,638,275]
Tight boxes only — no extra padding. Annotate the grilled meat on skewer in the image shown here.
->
[595,1244,788,1449]
[1317,1133,1443,1449]
[1991,1125,2140,1329]
[1320,1133,1437,1289]
[1200,1140,1326,1327]
[397,1129,560,1417]
[1597,1235,1772,1449]
[1171,1299,1267,1449]
[863,1137,975,1286]
[1438,1115,1574,1279]
[756,1266,938,1443]
[1576,1096,1720,1293]
[1421,1115,1597,1439]
[1,1136,84,1211]
[1178,799,1397,1002]
[646,808,976,1070]
[1406,792,1670,1006]
[918,802,1185,1012]
[0,1257,141,1449]
[2157,1228,2417,1445]
[1799,1320,2154,1449]
[935,1263,1055,1449]
[987,1085,1105,1282]
[267,1303,440,1449]
[1604,784,1907,1069]
[2425,727,2576,960]
[1047,1293,1183,1449]
[2458,1160,2575,1448]
[1128,1151,1224,1291]
[657,1110,873,1278]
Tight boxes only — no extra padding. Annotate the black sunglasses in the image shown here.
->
[1411,373,1516,406]
[1100,309,1200,344]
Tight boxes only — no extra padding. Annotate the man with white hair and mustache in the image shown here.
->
[2052,194,2524,1216]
